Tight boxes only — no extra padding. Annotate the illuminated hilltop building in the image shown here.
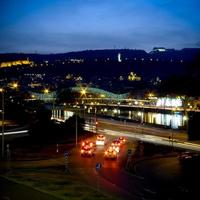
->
[0,59,33,68]
[128,72,141,81]
[118,53,122,62]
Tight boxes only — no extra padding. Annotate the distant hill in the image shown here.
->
[1,48,200,62]
[0,49,147,62]
[0,48,200,82]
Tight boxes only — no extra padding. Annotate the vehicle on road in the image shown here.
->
[111,139,121,152]
[80,145,95,157]
[104,146,117,159]
[118,137,126,144]
[81,140,95,148]
[178,151,200,163]
[96,134,106,145]
[112,139,121,147]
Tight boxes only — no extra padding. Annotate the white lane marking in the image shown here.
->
[0,130,28,136]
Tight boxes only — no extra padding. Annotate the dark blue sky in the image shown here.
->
[0,0,200,53]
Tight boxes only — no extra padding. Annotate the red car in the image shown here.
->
[104,146,117,159]
[111,140,121,152]
[81,140,95,148]
[118,137,126,144]
[80,145,94,157]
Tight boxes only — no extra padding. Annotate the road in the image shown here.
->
[71,133,200,200]
[135,156,200,199]
[1,134,198,200]
[69,135,158,200]
[84,118,200,152]
[1,117,200,199]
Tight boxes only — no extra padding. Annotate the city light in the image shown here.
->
[137,112,142,116]
[100,94,105,98]
[44,88,49,94]
[81,88,87,96]
[156,97,182,107]
[11,82,19,89]
[183,116,188,121]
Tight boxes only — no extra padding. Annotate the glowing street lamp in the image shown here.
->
[44,88,49,94]
[12,82,18,89]
[148,93,154,97]
[1,83,20,159]
[80,88,86,96]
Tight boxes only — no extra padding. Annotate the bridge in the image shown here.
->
[70,86,129,99]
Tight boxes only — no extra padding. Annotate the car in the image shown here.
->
[111,139,121,152]
[111,141,120,152]
[96,134,106,145]
[178,151,200,163]
[80,145,94,157]
[118,137,126,144]
[81,140,95,148]
[104,146,117,159]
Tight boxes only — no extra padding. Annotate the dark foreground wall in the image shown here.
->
[188,112,200,140]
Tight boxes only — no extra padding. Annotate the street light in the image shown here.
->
[75,111,78,147]
[170,107,176,149]
[44,88,49,94]
[80,88,86,96]
[75,88,87,147]
[0,88,4,159]
[0,84,19,159]
[12,82,18,89]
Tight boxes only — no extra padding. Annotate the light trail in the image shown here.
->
[84,123,200,152]
[0,130,29,136]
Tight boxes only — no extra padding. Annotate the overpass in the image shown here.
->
[71,86,129,99]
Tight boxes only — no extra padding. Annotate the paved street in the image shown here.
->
[1,118,200,200]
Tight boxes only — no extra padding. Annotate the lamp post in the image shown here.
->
[0,88,4,159]
[0,83,19,159]
[171,108,176,149]
[75,111,78,147]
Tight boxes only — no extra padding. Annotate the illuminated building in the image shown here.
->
[152,47,166,52]
[156,97,182,107]
[128,72,141,81]
[118,53,122,62]
[0,59,33,68]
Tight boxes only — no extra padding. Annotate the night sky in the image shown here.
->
[0,0,200,53]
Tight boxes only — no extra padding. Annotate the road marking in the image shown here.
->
[122,169,145,180]
[0,130,28,135]
[144,188,156,195]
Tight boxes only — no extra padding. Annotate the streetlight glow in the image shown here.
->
[80,88,86,96]
[12,82,18,89]
[183,116,188,121]
[44,88,49,94]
